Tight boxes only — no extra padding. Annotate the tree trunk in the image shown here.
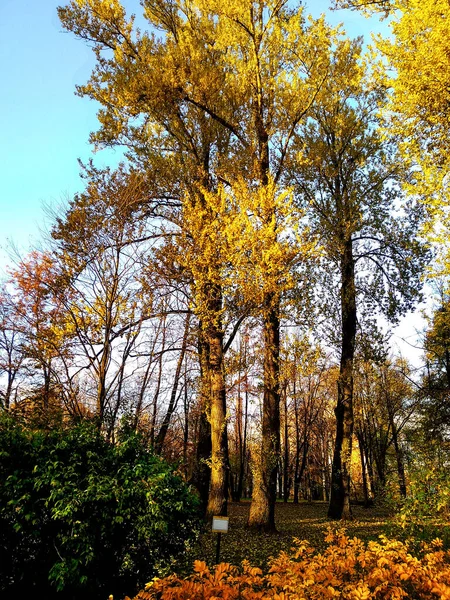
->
[328,237,356,520]
[357,430,372,507]
[283,388,290,502]
[205,317,229,518]
[183,365,190,479]
[248,297,280,532]
[387,402,407,498]
[190,326,212,515]
[201,287,230,520]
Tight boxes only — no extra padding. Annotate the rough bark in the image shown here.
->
[204,291,230,518]
[328,237,356,520]
[248,298,280,532]
[190,326,212,515]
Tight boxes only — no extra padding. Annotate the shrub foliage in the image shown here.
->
[0,414,201,599]
[128,529,450,600]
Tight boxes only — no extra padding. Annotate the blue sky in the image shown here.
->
[0,1,423,358]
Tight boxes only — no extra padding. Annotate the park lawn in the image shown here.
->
[176,500,392,575]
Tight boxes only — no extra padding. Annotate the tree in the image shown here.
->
[420,291,450,442]
[6,251,75,420]
[58,0,337,530]
[354,357,418,503]
[280,335,334,504]
[291,38,428,518]
[0,286,26,410]
[335,0,450,271]
[51,164,155,430]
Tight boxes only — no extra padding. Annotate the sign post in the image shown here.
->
[212,516,229,564]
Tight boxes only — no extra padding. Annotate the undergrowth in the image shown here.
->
[127,527,450,600]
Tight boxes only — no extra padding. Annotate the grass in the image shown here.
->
[175,500,392,576]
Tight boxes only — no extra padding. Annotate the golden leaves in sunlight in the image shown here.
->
[128,526,450,599]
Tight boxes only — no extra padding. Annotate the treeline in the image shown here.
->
[1,0,450,531]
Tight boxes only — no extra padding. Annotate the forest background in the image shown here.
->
[2,0,450,598]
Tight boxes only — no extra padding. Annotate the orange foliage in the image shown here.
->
[126,528,450,600]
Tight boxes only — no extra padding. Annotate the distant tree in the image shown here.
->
[0,286,26,409]
[354,357,417,502]
[421,293,450,442]
[6,251,75,421]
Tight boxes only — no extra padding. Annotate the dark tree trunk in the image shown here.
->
[183,366,190,479]
[190,326,212,516]
[328,237,356,520]
[248,109,281,531]
[283,388,290,502]
[248,297,280,532]
[387,400,407,499]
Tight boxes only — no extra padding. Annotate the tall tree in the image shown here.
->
[6,252,74,419]
[291,38,428,518]
[58,0,337,529]
[58,0,241,517]
[51,165,153,429]
[335,0,450,272]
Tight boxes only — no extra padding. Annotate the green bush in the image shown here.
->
[389,460,450,549]
[0,414,201,600]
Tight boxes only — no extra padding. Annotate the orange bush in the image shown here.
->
[126,528,450,600]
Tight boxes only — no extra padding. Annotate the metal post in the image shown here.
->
[215,532,221,564]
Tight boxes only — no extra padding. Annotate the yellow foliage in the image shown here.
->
[175,176,318,325]
[127,527,450,599]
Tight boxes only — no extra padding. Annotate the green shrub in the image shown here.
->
[389,461,450,549]
[0,414,201,600]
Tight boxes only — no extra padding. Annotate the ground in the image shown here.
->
[176,500,392,575]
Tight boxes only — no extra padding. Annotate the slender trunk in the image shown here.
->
[328,237,356,520]
[4,371,15,410]
[183,364,190,479]
[237,375,249,501]
[387,404,407,498]
[283,387,290,502]
[248,297,280,531]
[233,354,243,502]
[293,382,300,504]
[445,349,450,389]
[43,362,51,413]
[357,430,372,507]
[364,444,376,500]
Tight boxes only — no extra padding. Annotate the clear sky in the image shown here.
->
[0,0,425,360]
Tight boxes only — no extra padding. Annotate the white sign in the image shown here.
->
[212,516,229,533]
